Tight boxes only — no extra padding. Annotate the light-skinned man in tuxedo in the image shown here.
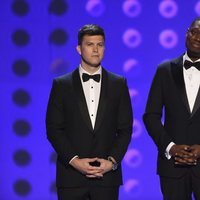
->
[143,18,200,200]
[46,24,133,200]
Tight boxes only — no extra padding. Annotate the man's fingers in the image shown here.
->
[86,172,103,178]
[85,167,103,175]
[86,157,98,163]
[174,156,197,165]
[86,175,97,178]
[175,151,194,158]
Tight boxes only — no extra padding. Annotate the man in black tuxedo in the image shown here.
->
[46,24,133,200]
[143,18,200,200]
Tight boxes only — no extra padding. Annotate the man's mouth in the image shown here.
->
[191,40,200,47]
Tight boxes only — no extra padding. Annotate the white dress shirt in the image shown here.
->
[183,54,200,112]
[165,53,200,159]
[79,65,102,129]
[69,66,102,164]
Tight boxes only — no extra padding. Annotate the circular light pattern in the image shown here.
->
[49,29,68,45]
[123,179,141,198]
[124,149,142,168]
[123,0,141,18]
[86,0,105,17]
[12,59,30,76]
[132,119,142,139]
[123,59,138,72]
[13,119,31,136]
[129,88,138,99]
[48,0,68,15]
[50,58,69,75]
[159,0,178,18]
[2,1,195,200]
[12,89,31,106]
[11,0,29,16]
[195,1,200,16]
[12,29,30,46]
[13,179,31,196]
[159,29,178,49]
[123,28,142,48]
[13,149,31,166]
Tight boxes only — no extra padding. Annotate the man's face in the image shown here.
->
[186,20,200,57]
[77,35,105,69]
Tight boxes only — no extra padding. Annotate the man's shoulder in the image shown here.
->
[54,69,76,83]
[50,72,74,90]
[103,68,125,82]
[158,55,183,68]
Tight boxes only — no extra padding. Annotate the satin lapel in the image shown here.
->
[191,86,200,117]
[171,57,191,114]
[72,69,93,131]
[94,68,107,132]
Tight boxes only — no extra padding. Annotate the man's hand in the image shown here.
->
[86,158,113,178]
[188,145,200,160]
[169,144,196,165]
[69,157,103,178]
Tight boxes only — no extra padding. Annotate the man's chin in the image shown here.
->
[89,63,101,68]
[187,49,200,59]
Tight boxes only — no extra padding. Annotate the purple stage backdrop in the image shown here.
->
[1,0,199,199]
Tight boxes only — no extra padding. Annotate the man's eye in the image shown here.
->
[190,29,200,35]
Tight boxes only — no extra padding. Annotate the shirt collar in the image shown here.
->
[183,52,200,64]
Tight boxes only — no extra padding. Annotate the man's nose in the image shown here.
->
[196,35,200,41]
[93,45,98,52]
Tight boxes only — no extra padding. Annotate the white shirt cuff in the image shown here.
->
[165,142,175,159]
[69,155,79,164]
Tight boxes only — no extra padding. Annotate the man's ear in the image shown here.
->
[76,45,81,55]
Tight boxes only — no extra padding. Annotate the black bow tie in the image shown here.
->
[82,73,101,82]
[184,60,200,70]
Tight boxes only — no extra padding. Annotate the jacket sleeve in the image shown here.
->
[143,67,172,155]
[45,79,77,165]
[109,78,133,163]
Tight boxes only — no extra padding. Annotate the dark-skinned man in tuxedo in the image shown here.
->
[143,18,200,200]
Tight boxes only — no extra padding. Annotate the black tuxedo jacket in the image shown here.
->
[46,67,133,187]
[143,56,200,178]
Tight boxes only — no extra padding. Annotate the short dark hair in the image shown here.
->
[190,17,200,28]
[78,24,105,45]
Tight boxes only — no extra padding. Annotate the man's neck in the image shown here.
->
[80,64,100,74]
[187,50,200,62]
